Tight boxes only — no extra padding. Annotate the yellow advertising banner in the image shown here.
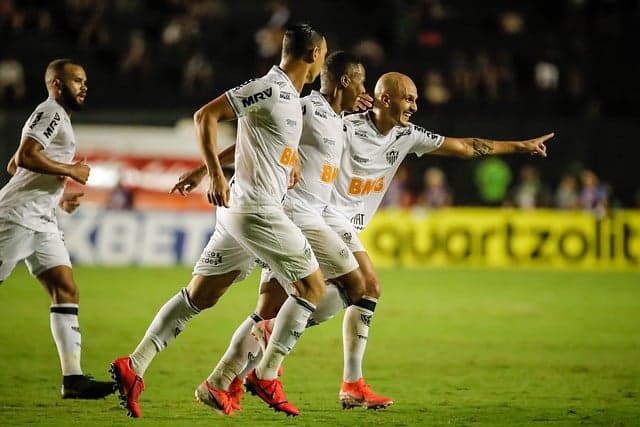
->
[360,208,640,270]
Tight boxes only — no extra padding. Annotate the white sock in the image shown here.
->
[50,304,82,376]
[343,296,377,382]
[130,288,200,377]
[256,296,315,380]
[307,282,349,326]
[207,313,262,389]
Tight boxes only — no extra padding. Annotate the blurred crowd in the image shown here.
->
[1,0,638,116]
[2,0,638,209]
[380,163,640,215]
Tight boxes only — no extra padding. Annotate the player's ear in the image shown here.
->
[305,45,319,64]
[381,92,391,107]
[340,74,351,88]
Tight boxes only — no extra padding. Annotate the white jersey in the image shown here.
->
[284,90,344,215]
[225,66,303,212]
[0,98,75,232]
[329,111,444,231]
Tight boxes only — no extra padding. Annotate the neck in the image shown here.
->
[279,59,309,93]
[51,95,72,117]
[370,108,395,135]
[319,85,342,115]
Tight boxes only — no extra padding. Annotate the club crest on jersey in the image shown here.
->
[29,112,43,129]
[386,149,399,165]
[342,232,352,242]
[242,88,273,107]
[351,213,365,228]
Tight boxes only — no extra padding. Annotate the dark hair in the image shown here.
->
[45,58,80,82]
[282,23,323,58]
[322,51,361,83]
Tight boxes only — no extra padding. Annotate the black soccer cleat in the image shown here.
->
[61,374,117,399]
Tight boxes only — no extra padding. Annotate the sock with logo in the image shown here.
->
[207,313,262,389]
[307,281,349,326]
[129,288,200,377]
[255,296,315,380]
[343,296,377,382]
[50,304,83,376]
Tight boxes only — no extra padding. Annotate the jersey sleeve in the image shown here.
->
[225,78,279,118]
[21,103,64,149]
[409,123,444,156]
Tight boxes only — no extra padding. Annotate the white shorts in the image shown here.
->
[322,207,366,253]
[261,204,359,289]
[0,220,71,281]
[193,207,319,284]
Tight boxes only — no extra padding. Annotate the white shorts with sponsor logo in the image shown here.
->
[260,201,359,290]
[193,206,319,284]
[322,207,366,253]
[0,220,71,281]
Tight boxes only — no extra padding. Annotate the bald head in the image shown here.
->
[372,72,418,129]
[374,72,417,100]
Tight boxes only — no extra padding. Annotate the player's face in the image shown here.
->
[59,64,87,111]
[308,37,328,83]
[342,64,367,112]
[389,81,418,127]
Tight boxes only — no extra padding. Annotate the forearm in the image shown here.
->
[16,148,73,176]
[194,112,225,178]
[470,138,528,157]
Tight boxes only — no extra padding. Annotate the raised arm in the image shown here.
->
[16,137,90,184]
[432,132,555,159]
[193,94,237,207]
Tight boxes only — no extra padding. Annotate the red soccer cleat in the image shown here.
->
[244,369,299,416]
[339,378,393,410]
[228,376,244,411]
[110,356,145,418]
[194,380,235,415]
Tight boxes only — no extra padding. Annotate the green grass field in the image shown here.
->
[0,266,638,426]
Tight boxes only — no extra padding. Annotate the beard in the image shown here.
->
[61,84,85,111]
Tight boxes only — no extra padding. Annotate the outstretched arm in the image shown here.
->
[432,132,555,159]
[193,95,237,206]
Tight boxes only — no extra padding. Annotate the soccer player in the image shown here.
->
[110,23,328,418]
[175,70,553,411]
[0,59,116,399]
[172,50,393,413]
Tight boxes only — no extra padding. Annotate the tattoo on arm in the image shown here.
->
[472,138,494,156]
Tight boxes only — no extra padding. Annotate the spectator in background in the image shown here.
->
[580,169,608,218]
[107,178,134,210]
[380,164,415,208]
[474,157,512,206]
[509,164,551,209]
[182,50,215,96]
[555,173,580,209]
[0,57,25,104]
[418,167,452,208]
